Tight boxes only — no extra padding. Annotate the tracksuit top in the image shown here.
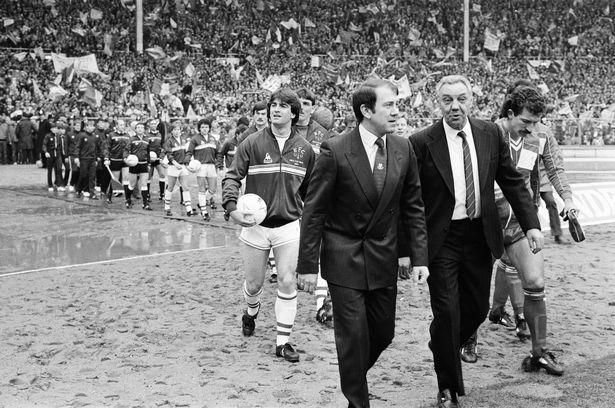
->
[42,132,65,157]
[163,133,190,165]
[73,131,105,160]
[124,134,150,164]
[186,133,223,169]
[107,129,131,161]
[295,120,331,155]
[147,130,164,157]
[222,126,315,228]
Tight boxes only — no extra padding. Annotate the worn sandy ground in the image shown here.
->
[0,165,614,407]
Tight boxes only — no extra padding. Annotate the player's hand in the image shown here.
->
[398,257,411,280]
[103,159,110,167]
[562,199,580,221]
[64,157,69,164]
[174,162,184,170]
[297,273,318,293]
[412,266,430,284]
[526,228,544,254]
[229,210,257,227]
[44,152,50,158]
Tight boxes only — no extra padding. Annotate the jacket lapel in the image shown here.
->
[345,129,379,209]
[426,120,455,196]
[469,118,491,192]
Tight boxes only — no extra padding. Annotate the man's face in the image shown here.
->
[269,98,295,126]
[85,122,95,133]
[199,123,210,135]
[135,124,145,135]
[172,126,182,137]
[508,107,542,137]
[72,121,81,131]
[116,120,126,132]
[298,98,314,124]
[363,85,398,136]
[395,117,408,137]
[149,119,159,130]
[254,109,267,127]
[438,81,472,130]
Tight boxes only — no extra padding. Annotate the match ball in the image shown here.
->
[36,159,43,168]
[161,155,169,168]
[125,154,138,167]
[187,159,202,173]
[149,151,158,161]
[237,193,267,225]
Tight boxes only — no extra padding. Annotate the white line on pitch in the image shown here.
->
[0,245,231,278]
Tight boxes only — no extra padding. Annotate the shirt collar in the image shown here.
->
[359,123,386,146]
[443,118,472,142]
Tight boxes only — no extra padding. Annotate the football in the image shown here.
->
[187,159,202,173]
[149,151,158,161]
[237,193,267,225]
[124,154,138,167]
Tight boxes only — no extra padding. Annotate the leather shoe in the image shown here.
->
[437,389,459,408]
[460,339,478,363]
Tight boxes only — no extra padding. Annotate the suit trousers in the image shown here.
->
[329,282,397,408]
[427,218,493,396]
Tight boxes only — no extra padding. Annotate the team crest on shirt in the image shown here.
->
[292,146,306,160]
[264,152,272,163]
[376,163,385,170]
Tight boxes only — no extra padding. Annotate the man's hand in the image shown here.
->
[297,273,318,293]
[562,199,580,220]
[412,266,430,284]
[526,228,544,254]
[74,158,80,167]
[44,152,50,158]
[103,159,110,167]
[398,257,411,280]
[174,162,184,170]
[229,210,257,227]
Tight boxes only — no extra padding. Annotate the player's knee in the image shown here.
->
[275,270,296,292]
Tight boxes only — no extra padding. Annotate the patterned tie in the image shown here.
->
[458,131,477,219]
[373,137,387,195]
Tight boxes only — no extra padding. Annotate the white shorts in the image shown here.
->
[197,163,217,178]
[167,164,190,178]
[239,219,300,251]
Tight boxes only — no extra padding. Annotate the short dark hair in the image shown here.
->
[267,88,301,126]
[499,85,546,118]
[352,78,398,123]
[505,79,534,96]
[237,116,250,127]
[197,115,215,130]
[296,88,316,105]
[252,100,268,115]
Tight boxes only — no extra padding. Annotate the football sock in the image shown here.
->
[243,281,262,317]
[315,271,328,311]
[524,287,547,354]
[275,289,297,346]
[491,260,509,312]
[183,191,192,211]
[164,190,172,210]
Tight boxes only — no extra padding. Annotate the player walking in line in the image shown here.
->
[162,121,196,217]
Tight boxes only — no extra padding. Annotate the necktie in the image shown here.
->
[373,137,387,195]
[458,131,476,219]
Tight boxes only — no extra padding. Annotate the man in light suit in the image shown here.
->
[297,78,430,408]
[410,75,544,408]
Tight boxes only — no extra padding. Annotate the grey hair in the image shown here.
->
[435,75,472,95]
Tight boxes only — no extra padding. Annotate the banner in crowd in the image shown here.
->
[538,182,615,229]
[51,53,100,75]
[484,28,501,52]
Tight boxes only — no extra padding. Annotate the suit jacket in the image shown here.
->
[410,118,540,262]
[297,127,428,290]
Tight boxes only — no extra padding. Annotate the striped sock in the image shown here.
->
[164,190,172,210]
[243,281,262,317]
[524,287,547,353]
[275,290,297,346]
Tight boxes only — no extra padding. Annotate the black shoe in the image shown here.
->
[187,209,198,217]
[143,204,152,211]
[106,197,112,204]
[460,339,478,363]
[437,389,459,408]
[522,349,564,376]
[90,194,99,200]
[269,273,278,283]
[316,296,334,325]
[201,211,210,221]
[125,201,133,209]
[488,307,516,329]
[209,200,217,209]
[276,343,300,363]
[164,209,173,216]
[242,311,257,336]
[158,194,163,201]
[515,315,531,340]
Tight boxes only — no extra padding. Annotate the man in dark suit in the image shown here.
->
[297,78,429,408]
[410,75,544,408]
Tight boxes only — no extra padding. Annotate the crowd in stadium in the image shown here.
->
[1,0,615,165]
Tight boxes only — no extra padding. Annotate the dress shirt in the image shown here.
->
[359,124,386,171]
